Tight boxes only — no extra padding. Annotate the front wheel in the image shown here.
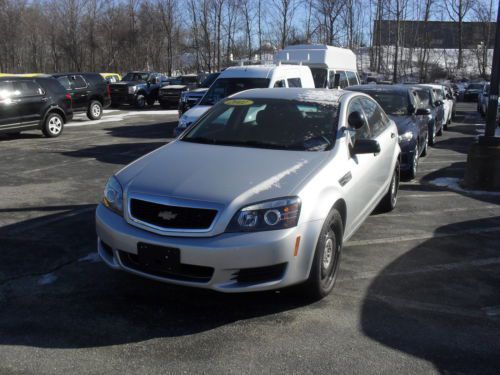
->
[87,100,103,120]
[436,121,443,136]
[428,123,436,146]
[135,94,146,109]
[146,97,156,106]
[303,209,343,300]
[42,113,64,138]
[404,145,418,181]
[378,161,399,213]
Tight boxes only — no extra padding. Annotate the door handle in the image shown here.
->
[41,97,48,102]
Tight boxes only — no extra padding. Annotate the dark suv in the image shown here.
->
[0,76,73,137]
[158,74,200,109]
[110,72,168,108]
[53,73,110,120]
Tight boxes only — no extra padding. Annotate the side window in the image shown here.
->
[0,81,14,100]
[70,75,87,89]
[57,76,71,90]
[346,71,358,86]
[347,98,370,140]
[328,71,336,89]
[337,71,349,89]
[273,80,286,88]
[13,81,44,97]
[360,98,386,138]
[212,107,234,125]
[287,78,302,88]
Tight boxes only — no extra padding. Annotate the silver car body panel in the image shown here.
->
[96,88,400,292]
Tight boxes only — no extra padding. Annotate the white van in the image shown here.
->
[174,64,315,136]
[274,44,360,89]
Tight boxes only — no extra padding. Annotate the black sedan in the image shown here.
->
[346,85,428,180]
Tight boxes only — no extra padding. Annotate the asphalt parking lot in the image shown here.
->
[1,103,499,374]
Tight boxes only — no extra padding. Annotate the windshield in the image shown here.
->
[468,84,484,90]
[199,78,270,106]
[181,76,199,84]
[415,90,432,107]
[310,68,328,88]
[201,73,219,88]
[182,98,338,151]
[366,92,410,116]
[122,73,149,82]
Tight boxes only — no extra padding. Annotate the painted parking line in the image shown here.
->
[346,226,500,247]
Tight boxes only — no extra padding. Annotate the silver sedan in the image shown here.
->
[96,88,401,299]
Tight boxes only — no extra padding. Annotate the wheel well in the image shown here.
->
[89,95,104,105]
[332,199,346,230]
[44,107,66,124]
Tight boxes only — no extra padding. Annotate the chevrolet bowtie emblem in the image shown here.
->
[158,211,178,221]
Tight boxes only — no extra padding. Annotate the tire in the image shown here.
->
[378,161,399,213]
[436,121,443,136]
[428,123,436,146]
[303,209,344,300]
[87,100,103,120]
[404,145,418,181]
[147,97,156,106]
[42,112,64,138]
[421,135,428,157]
[135,94,146,109]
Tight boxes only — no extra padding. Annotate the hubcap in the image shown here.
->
[48,117,62,134]
[92,104,101,117]
[322,238,334,271]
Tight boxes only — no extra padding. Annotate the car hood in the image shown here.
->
[189,88,208,94]
[388,115,415,134]
[118,141,327,209]
[162,85,187,90]
[180,105,211,124]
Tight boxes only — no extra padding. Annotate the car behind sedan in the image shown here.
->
[346,85,428,180]
[96,88,400,299]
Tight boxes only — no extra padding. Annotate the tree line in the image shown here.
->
[0,0,496,80]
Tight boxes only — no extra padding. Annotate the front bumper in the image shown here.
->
[399,141,417,171]
[95,204,322,292]
[111,93,136,106]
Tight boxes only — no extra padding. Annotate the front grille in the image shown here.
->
[232,263,287,284]
[119,250,214,282]
[129,198,217,230]
[110,86,128,95]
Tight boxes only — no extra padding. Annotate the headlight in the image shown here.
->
[178,116,190,129]
[128,86,136,94]
[102,176,123,215]
[226,197,301,232]
[398,131,413,143]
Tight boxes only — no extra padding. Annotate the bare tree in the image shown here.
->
[443,0,473,70]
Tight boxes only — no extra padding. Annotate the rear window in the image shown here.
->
[199,78,270,106]
[364,91,410,116]
[287,78,302,88]
[57,76,71,90]
[346,71,359,86]
[70,75,87,89]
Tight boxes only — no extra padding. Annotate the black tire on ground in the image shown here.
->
[377,161,399,213]
[135,94,146,109]
[42,112,64,138]
[428,123,436,146]
[403,145,418,181]
[87,100,103,120]
[303,208,344,300]
[437,122,443,136]
[147,97,156,106]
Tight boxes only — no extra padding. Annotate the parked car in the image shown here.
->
[158,74,201,109]
[109,72,169,108]
[0,76,72,137]
[478,83,500,122]
[100,73,122,84]
[174,64,315,136]
[413,85,445,146]
[346,85,428,180]
[444,85,457,120]
[178,72,221,115]
[274,44,360,89]
[463,82,486,102]
[418,84,453,129]
[96,88,400,299]
[53,73,110,120]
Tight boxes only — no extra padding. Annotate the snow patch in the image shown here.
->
[38,273,58,285]
[66,109,178,127]
[429,177,500,196]
[78,252,101,263]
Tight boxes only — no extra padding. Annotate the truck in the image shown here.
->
[109,72,169,108]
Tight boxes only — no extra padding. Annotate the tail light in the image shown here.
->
[106,83,111,98]
[66,93,73,107]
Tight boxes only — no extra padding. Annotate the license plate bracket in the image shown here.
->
[137,242,180,272]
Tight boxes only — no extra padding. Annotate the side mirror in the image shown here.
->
[352,139,381,155]
[408,104,416,114]
[434,100,443,106]
[347,111,366,130]
[415,108,431,116]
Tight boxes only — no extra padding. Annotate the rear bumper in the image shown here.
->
[95,204,323,293]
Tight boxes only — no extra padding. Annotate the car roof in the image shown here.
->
[418,84,444,89]
[346,84,411,94]
[219,64,310,79]
[230,88,345,104]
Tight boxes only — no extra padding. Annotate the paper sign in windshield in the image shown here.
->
[224,99,254,106]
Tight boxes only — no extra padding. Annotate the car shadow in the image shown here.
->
[61,142,165,165]
[360,216,500,374]
[104,121,177,139]
[0,206,315,349]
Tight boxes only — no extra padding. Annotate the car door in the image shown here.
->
[69,75,90,110]
[343,97,380,229]
[0,81,21,128]
[360,96,396,195]
[12,80,47,125]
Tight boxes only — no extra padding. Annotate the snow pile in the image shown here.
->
[430,177,500,196]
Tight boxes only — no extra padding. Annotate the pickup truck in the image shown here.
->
[158,74,201,109]
[110,72,168,108]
